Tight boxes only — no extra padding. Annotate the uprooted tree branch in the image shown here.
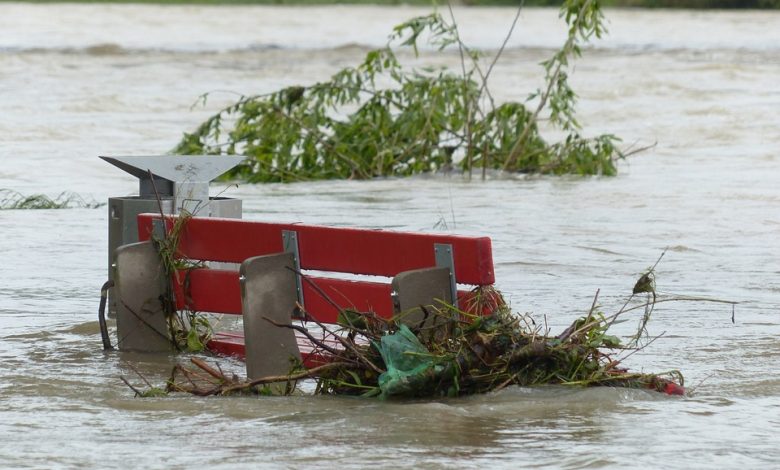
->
[174,0,630,182]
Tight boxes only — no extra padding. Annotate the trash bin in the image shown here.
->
[102,155,245,316]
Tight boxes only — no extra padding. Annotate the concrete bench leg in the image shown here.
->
[114,241,172,352]
[240,253,302,391]
[391,267,453,330]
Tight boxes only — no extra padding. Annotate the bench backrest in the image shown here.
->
[137,213,495,323]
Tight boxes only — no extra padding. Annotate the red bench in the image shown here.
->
[131,213,496,376]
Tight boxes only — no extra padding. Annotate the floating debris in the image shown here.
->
[157,283,687,399]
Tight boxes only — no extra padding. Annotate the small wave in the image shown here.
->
[0,44,174,56]
[0,44,137,56]
[84,43,127,56]
[0,42,377,57]
[3,40,780,62]
[574,245,627,256]
[667,245,702,253]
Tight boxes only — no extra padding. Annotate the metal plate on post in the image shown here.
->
[114,241,172,352]
[434,243,458,309]
[151,217,166,241]
[107,197,174,317]
[391,267,453,330]
[240,252,302,392]
[282,230,305,313]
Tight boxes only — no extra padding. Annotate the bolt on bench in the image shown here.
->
[113,213,496,381]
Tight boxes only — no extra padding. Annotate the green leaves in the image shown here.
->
[392,13,457,55]
[186,327,206,353]
[337,309,369,330]
[633,272,656,295]
[174,4,623,183]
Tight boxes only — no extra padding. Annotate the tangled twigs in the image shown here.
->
[166,358,355,396]
[262,316,343,357]
[287,270,386,374]
[557,289,600,342]
[120,362,167,398]
[222,362,354,395]
[124,252,738,400]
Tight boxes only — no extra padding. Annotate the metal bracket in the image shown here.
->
[282,230,305,313]
[151,218,166,241]
[179,198,203,215]
[434,243,458,309]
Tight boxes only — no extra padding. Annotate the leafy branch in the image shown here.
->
[175,1,624,182]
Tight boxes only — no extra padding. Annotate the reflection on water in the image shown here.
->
[1,3,779,468]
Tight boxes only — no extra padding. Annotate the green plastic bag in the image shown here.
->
[374,325,438,398]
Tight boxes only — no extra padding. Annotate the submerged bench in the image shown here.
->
[114,213,496,380]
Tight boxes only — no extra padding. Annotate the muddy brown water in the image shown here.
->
[1,4,779,468]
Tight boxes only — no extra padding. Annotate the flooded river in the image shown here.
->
[1,3,779,468]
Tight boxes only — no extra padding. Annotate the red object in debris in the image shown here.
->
[663,382,686,396]
[647,377,685,396]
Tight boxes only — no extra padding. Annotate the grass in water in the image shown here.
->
[0,189,103,210]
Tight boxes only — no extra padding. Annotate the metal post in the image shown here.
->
[434,243,458,309]
[282,230,305,314]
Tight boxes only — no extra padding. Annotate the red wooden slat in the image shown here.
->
[173,269,242,314]
[207,332,245,357]
[207,331,333,368]
[171,268,486,321]
[138,214,494,285]
[301,277,394,323]
[172,268,395,320]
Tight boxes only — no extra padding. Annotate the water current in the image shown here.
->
[1,3,779,468]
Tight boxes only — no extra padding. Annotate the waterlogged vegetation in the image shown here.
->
[167,301,688,398]
[0,189,103,210]
[175,1,630,182]
[151,211,216,353]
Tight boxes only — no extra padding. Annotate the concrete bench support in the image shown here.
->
[391,267,453,330]
[114,241,172,352]
[240,253,302,388]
